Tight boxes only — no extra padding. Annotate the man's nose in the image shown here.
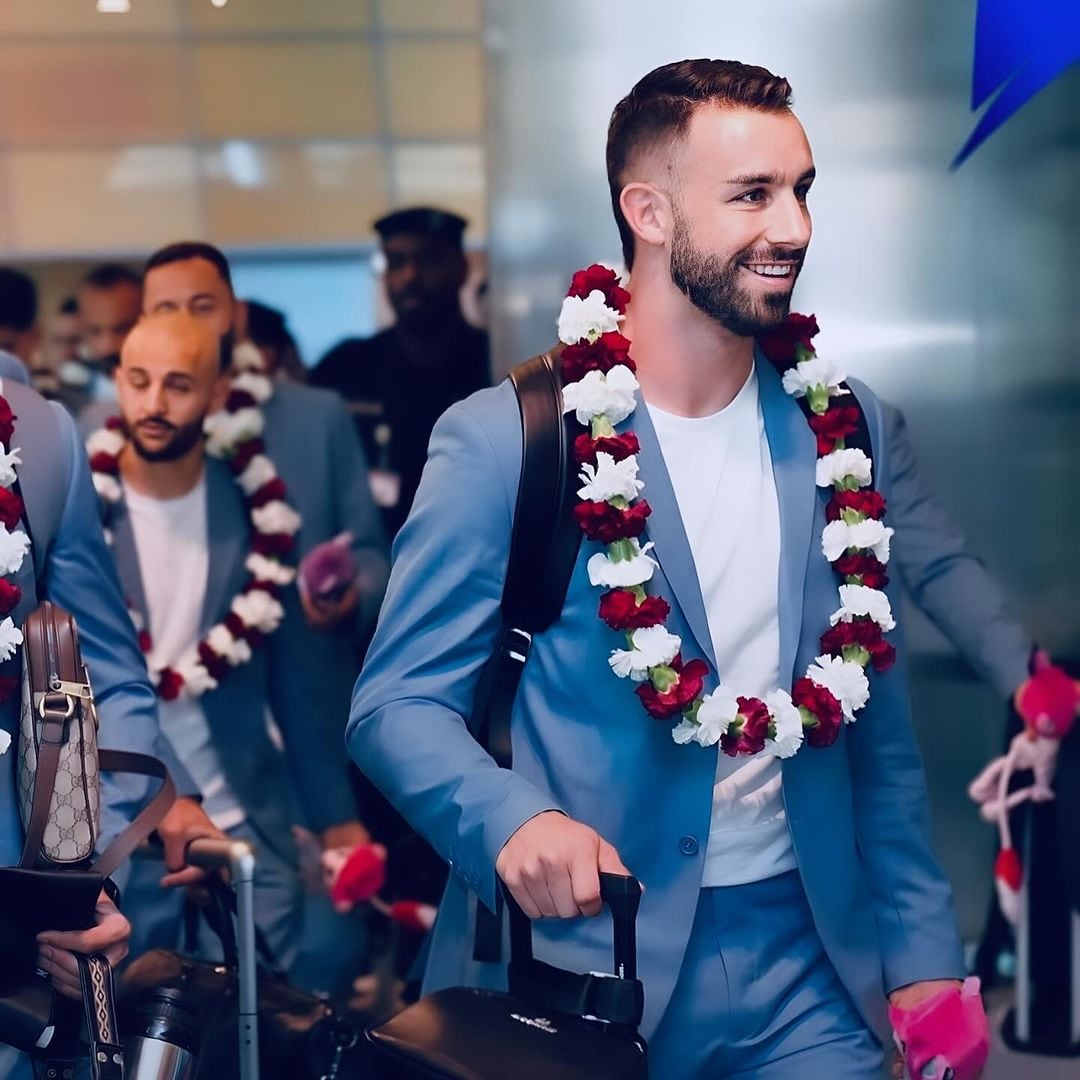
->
[765,191,811,251]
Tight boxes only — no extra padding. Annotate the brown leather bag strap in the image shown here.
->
[17,689,72,868]
[92,750,175,879]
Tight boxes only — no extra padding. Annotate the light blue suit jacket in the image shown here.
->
[104,457,357,861]
[348,355,966,1040]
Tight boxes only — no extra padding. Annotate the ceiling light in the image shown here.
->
[211,0,229,7]
[96,0,131,12]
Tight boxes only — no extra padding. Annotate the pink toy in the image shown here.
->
[323,842,387,913]
[889,977,989,1080]
[1015,651,1078,739]
[298,531,358,603]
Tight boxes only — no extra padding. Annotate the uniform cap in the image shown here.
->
[373,207,467,244]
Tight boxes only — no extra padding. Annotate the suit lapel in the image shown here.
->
[756,350,817,688]
[200,460,249,633]
[109,498,150,629]
[632,402,717,673]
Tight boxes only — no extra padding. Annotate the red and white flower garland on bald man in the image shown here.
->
[0,392,30,754]
[558,265,896,757]
[87,356,299,701]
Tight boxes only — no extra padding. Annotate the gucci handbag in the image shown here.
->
[0,600,174,1073]
[365,872,647,1079]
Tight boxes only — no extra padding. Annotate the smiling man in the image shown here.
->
[348,59,983,1077]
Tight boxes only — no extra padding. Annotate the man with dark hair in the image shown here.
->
[33,295,83,402]
[0,267,39,363]
[349,59,981,1077]
[78,262,142,367]
[310,207,490,534]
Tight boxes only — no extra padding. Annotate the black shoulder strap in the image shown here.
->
[471,351,582,962]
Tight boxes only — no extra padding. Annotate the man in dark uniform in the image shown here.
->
[310,207,490,536]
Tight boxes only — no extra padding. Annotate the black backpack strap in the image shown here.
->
[472,351,582,961]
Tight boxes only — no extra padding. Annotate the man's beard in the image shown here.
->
[129,416,205,463]
[669,213,803,337]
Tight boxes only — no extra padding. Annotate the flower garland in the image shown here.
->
[558,265,896,757]
[86,355,299,701]
[0,392,30,754]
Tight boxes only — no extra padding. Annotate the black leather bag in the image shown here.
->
[366,873,647,1079]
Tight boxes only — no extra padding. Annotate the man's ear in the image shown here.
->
[619,182,671,258]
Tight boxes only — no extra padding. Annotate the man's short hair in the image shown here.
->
[144,241,233,291]
[607,58,793,269]
[81,262,141,292]
[0,267,38,331]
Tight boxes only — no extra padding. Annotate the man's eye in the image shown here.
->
[737,189,767,204]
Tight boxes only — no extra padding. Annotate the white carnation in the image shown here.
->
[231,588,285,633]
[692,685,740,747]
[85,427,126,458]
[0,527,30,576]
[204,407,264,457]
[237,454,277,496]
[230,370,273,404]
[821,518,893,564]
[251,499,301,537]
[671,718,701,745]
[765,689,804,759]
[205,623,253,667]
[781,355,849,400]
[0,446,21,488]
[609,625,681,682]
[92,472,122,503]
[231,341,269,375]
[557,290,621,345]
[807,654,870,722]
[0,616,22,662]
[173,654,218,696]
[562,366,639,427]
[245,552,296,586]
[830,583,896,632]
[0,728,9,755]
[815,447,872,489]
[587,539,657,588]
[577,452,643,503]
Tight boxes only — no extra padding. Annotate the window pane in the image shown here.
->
[378,0,481,33]
[0,0,182,36]
[186,0,371,34]
[391,143,486,239]
[383,41,483,138]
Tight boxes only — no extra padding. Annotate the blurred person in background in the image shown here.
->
[73,262,143,411]
[0,267,39,370]
[311,208,491,536]
[32,295,83,401]
[241,298,308,384]
[141,242,389,999]
[93,311,365,970]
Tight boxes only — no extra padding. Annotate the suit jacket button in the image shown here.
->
[678,835,699,856]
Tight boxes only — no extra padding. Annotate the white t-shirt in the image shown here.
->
[647,368,796,887]
[124,476,246,831]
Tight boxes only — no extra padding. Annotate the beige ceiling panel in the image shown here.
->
[383,40,483,138]
[0,0,182,36]
[391,143,486,238]
[203,141,388,246]
[8,146,201,255]
[187,0,371,34]
[377,0,481,33]
[194,42,380,140]
[0,43,190,144]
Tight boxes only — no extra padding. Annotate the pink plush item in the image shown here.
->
[298,532,357,601]
[329,843,387,911]
[993,847,1023,925]
[389,901,438,934]
[1016,651,1078,739]
[889,977,989,1080]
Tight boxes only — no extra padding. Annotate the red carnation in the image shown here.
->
[820,617,896,673]
[635,656,708,719]
[0,675,18,705]
[229,438,266,475]
[0,398,15,446]
[560,332,634,384]
[0,487,22,530]
[574,432,640,467]
[757,313,820,365]
[224,611,262,647]
[792,676,843,748]
[104,416,126,432]
[721,696,772,757]
[598,589,670,631]
[197,640,230,681]
[574,499,651,543]
[832,552,889,589]
[157,667,184,701]
[89,451,120,476]
[249,477,287,509]
[0,579,21,617]
[568,264,630,314]
[252,531,294,557]
[826,489,886,522]
[809,406,860,455]
[137,629,153,654]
